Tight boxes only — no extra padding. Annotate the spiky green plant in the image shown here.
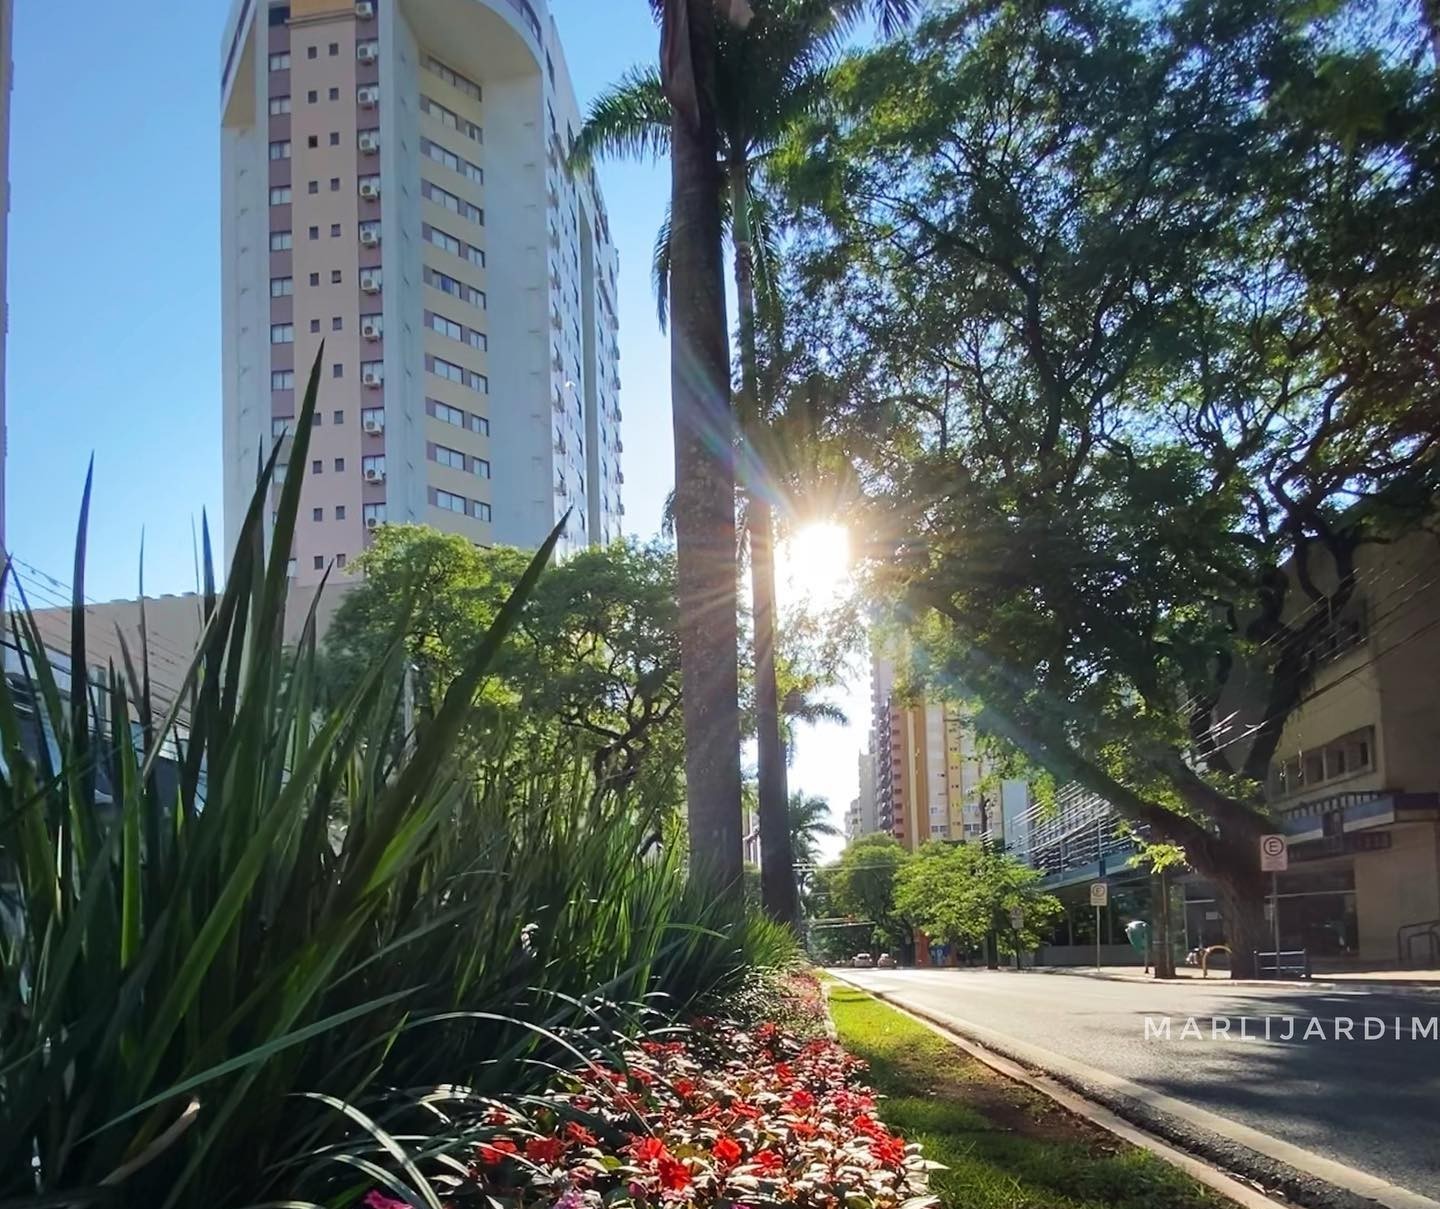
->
[0,349,782,1209]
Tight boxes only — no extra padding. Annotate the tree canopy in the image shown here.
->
[779,0,1440,971]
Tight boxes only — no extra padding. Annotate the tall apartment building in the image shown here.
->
[220,0,622,579]
[0,0,12,552]
[869,652,989,851]
[845,749,878,842]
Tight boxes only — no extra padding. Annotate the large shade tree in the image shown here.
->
[604,0,916,912]
[781,0,1440,973]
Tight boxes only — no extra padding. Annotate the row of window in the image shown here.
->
[428,355,488,394]
[420,95,483,143]
[271,226,372,251]
[270,404,379,429]
[421,138,484,185]
[424,267,486,310]
[424,55,482,103]
[268,38,351,72]
[427,397,490,435]
[431,443,491,478]
[1270,727,1376,798]
[422,223,486,268]
[422,180,484,226]
[425,310,487,351]
[432,488,492,522]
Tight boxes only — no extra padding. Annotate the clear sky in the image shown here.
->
[4,0,862,857]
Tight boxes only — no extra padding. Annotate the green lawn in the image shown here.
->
[827,985,1230,1209]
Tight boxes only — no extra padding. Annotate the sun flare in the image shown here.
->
[779,522,852,607]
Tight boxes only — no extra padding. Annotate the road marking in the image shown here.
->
[836,972,1440,1209]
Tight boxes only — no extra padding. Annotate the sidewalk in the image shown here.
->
[1020,963,1440,990]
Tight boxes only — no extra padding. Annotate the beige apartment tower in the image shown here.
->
[220,0,622,580]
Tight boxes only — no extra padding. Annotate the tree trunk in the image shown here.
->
[1214,867,1268,978]
[728,159,799,928]
[669,0,743,898]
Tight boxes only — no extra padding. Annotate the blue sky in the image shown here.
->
[5,0,861,853]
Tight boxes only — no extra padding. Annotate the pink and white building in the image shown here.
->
[220,0,622,581]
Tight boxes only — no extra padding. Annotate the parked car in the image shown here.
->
[852,952,874,968]
[876,953,896,968]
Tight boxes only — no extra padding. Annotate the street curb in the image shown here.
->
[830,972,1440,1209]
[1017,966,1440,993]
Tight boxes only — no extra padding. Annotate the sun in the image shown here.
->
[779,522,852,607]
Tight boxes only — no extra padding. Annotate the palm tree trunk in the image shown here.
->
[669,0,743,898]
[729,158,799,928]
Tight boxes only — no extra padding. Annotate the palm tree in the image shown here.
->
[583,0,916,920]
[789,790,841,874]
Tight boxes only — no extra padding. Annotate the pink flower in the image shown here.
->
[364,1193,409,1209]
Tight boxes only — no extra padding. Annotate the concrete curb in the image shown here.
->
[1018,966,1440,993]
[829,972,1440,1209]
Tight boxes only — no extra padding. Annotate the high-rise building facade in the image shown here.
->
[845,749,879,842]
[220,0,622,578]
[0,0,12,553]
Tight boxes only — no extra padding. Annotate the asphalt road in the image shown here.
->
[838,967,1440,1205]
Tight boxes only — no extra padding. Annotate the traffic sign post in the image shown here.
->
[1090,882,1109,968]
[1260,835,1288,976]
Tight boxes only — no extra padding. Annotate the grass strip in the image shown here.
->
[827,984,1231,1209]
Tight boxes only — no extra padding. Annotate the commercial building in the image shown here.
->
[220,0,622,580]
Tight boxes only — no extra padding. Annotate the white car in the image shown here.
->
[852,953,875,968]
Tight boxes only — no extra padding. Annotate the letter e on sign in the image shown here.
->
[1260,834,1289,872]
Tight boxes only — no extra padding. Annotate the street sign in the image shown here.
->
[1260,834,1289,872]
[1089,881,1109,907]
[1009,906,1025,929]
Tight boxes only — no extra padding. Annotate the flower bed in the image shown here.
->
[367,978,934,1209]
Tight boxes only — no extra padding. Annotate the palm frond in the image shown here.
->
[652,202,674,332]
[569,66,671,171]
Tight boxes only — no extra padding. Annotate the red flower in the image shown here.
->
[712,1136,743,1166]
[629,1136,670,1165]
[870,1134,906,1166]
[524,1135,567,1165]
[564,1122,598,1146]
[657,1157,691,1191]
[752,1149,783,1175]
[787,1089,815,1112]
[672,1077,697,1098]
[791,1121,818,1140]
[774,1062,794,1082]
[729,1101,761,1121]
[477,1138,518,1165]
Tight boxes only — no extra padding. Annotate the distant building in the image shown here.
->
[845,749,879,841]
[219,0,623,581]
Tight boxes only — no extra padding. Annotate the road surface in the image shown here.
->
[837,967,1440,1206]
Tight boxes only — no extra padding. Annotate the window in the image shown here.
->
[336,505,347,520]
[272,417,291,438]
[329,86,340,100]
[363,502,387,525]
[469,370,488,393]
[430,356,465,384]
[337,553,347,569]
[269,140,291,160]
[307,134,318,148]
[473,457,491,478]
[467,285,486,309]
[308,271,320,285]
[334,409,345,424]
[421,138,485,184]
[270,323,294,344]
[469,413,489,436]
[287,558,297,577]
[432,444,466,470]
[329,131,340,146]
[421,95,460,131]
[269,96,291,115]
[271,370,295,390]
[422,180,483,225]
[307,45,318,60]
[361,312,382,336]
[362,454,386,477]
[433,488,468,514]
[359,220,382,243]
[269,52,291,71]
[312,459,323,473]
[308,180,319,194]
[359,173,381,195]
[314,555,325,571]
[332,362,343,378]
[270,276,293,297]
[269,186,292,205]
[427,311,464,341]
[328,41,339,55]
[361,406,385,429]
[332,316,343,331]
[331,269,343,283]
[331,222,342,237]
[334,457,346,472]
[309,318,321,333]
[423,224,461,256]
[464,245,486,269]
[429,399,465,427]
[308,225,319,239]
[357,39,379,58]
[313,507,324,522]
[423,55,482,101]
[424,267,463,298]
[361,360,384,383]
[307,89,318,103]
[330,177,340,191]
[465,328,487,351]
[473,501,493,522]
